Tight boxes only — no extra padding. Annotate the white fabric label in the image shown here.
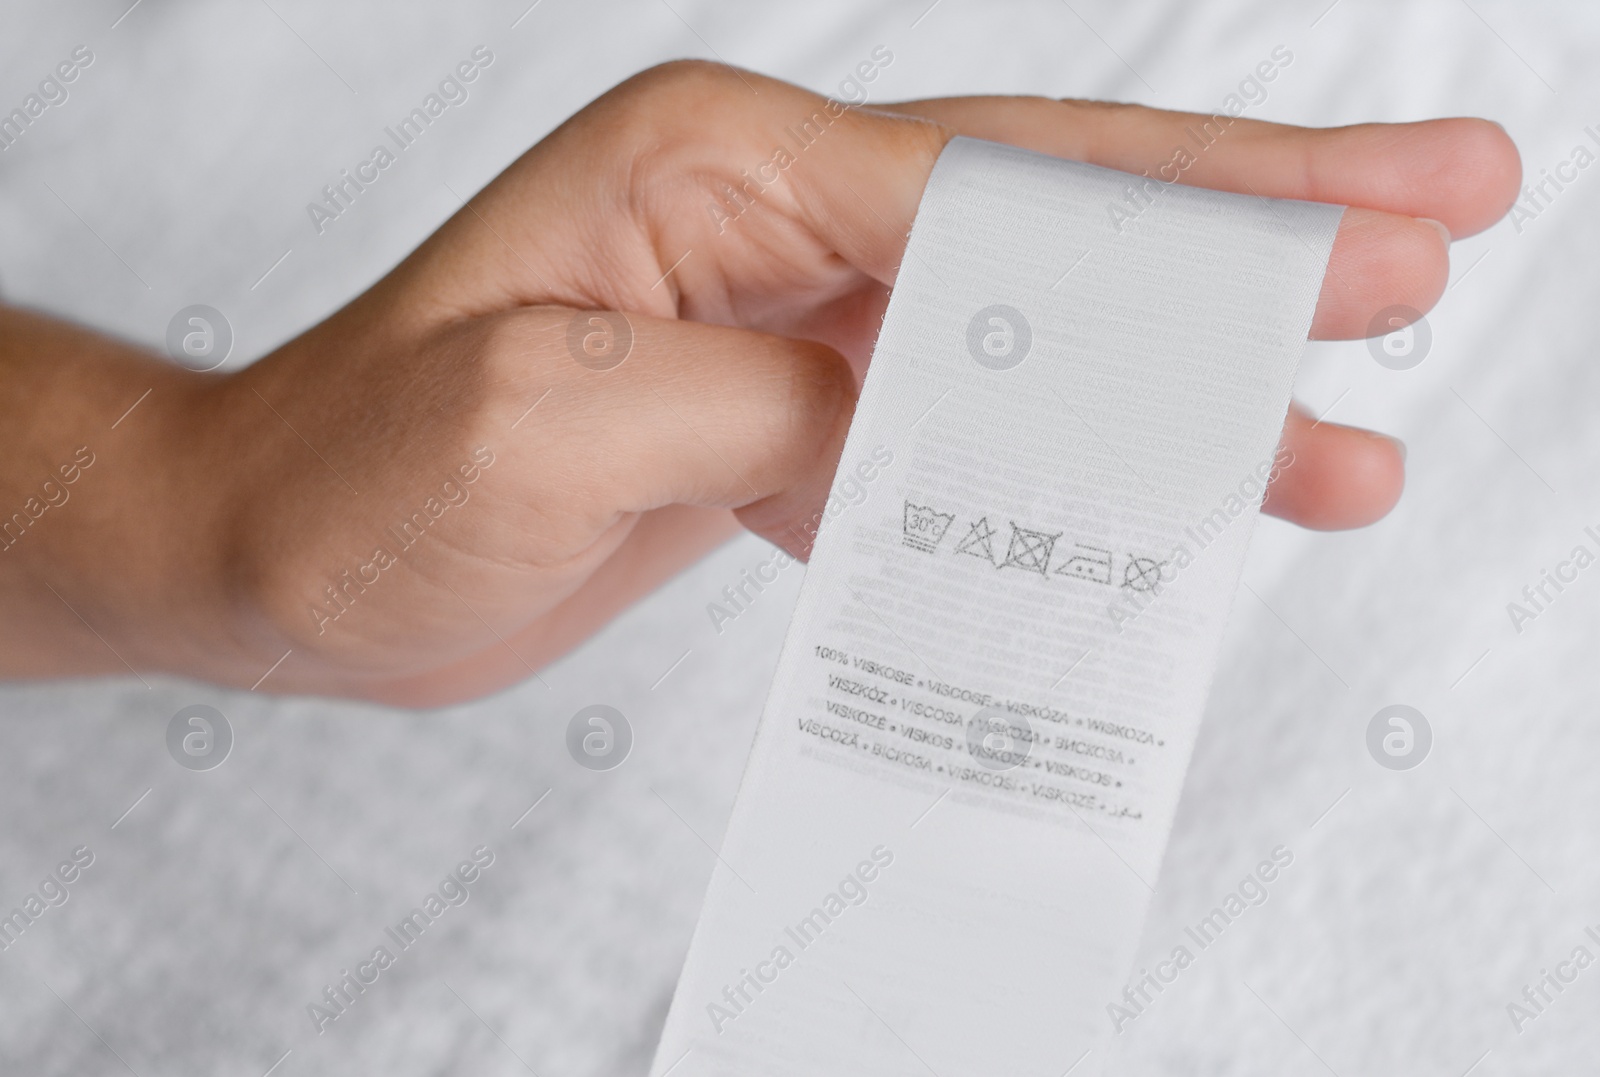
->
[651,136,1342,1077]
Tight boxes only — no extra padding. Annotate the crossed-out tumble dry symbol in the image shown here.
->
[999,523,1059,576]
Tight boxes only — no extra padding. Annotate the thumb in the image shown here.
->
[501,306,856,557]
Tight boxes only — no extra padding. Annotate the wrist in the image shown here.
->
[0,309,270,686]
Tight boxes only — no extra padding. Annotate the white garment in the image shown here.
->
[0,1,1592,1074]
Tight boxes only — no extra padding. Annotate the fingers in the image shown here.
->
[513,305,1402,542]
[1311,207,1448,339]
[1263,404,1405,530]
[420,62,1517,352]
[877,99,1521,238]
[497,306,856,554]
[866,95,1449,528]
[432,68,1485,543]
[877,98,1518,340]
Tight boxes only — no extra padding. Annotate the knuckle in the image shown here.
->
[627,59,748,102]
[608,60,753,128]
[863,108,954,175]
[467,307,577,410]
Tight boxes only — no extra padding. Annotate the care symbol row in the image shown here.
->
[902,501,1163,590]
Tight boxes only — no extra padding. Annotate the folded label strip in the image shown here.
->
[652,136,1342,1077]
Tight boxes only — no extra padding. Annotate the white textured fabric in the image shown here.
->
[651,136,1340,1075]
[0,3,1596,1076]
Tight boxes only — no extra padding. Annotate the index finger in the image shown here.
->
[876,98,1521,239]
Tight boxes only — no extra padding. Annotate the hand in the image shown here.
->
[5,61,1519,706]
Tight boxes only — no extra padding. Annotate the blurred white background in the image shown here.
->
[1,0,1596,1073]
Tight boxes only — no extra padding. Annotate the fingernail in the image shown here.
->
[1387,435,1407,463]
[1418,217,1451,245]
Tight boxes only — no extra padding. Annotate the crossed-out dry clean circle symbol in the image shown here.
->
[1123,557,1164,592]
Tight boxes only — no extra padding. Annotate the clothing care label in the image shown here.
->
[651,137,1342,1076]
